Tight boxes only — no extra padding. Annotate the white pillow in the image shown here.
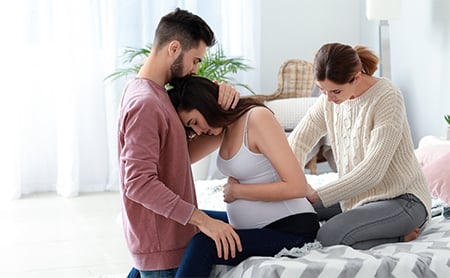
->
[418,135,450,148]
[414,145,450,167]
[264,97,318,131]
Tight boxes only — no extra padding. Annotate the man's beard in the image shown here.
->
[170,52,185,78]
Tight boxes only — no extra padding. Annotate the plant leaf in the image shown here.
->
[105,43,254,94]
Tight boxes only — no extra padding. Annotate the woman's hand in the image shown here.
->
[306,183,320,204]
[223,177,240,203]
[216,82,240,110]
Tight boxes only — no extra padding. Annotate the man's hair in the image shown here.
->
[153,8,216,51]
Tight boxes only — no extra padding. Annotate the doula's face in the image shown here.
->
[178,109,223,137]
[171,41,207,78]
[316,74,360,104]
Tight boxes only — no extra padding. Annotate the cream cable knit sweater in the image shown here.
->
[288,78,431,219]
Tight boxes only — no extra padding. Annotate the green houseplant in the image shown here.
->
[105,44,254,94]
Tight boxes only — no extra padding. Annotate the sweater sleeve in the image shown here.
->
[318,88,405,207]
[119,97,195,225]
[288,96,328,167]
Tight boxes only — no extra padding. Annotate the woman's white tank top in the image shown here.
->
[217,109,315,229]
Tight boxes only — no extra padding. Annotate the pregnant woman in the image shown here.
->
[168,75,319,278]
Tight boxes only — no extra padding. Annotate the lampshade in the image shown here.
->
[366,0,402,20]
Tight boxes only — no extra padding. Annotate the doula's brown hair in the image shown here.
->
[313,43,379,84]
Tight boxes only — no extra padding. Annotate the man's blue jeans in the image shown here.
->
[125,211,228,278]
[126,267,178,278]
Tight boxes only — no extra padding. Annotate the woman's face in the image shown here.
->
[178,109,223,136]
[316,73,361,104]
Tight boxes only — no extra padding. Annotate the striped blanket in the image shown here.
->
[210,213,450,278]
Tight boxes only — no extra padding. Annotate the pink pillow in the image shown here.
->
[415,145,450,167]
[422,152,450,205]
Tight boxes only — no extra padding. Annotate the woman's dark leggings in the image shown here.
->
[175,210,318,278]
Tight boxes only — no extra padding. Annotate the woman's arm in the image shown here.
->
[223,107,308,202]
[288,96,328,167]
[317,88,406,207]
[188,135,222,163]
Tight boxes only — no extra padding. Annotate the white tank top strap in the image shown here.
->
[243,109,253,147]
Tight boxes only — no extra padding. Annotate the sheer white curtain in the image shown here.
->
[0,0,117,199]
[0,0,260,200]
[220,0,261,94]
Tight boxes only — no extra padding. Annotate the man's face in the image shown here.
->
[170,51,185,78]
[170,41,207,78]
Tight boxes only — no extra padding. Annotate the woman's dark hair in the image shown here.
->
[168,76,266,131]
[313,43,379,84]
[154,8,216,51]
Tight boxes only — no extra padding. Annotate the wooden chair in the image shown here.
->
[254,59,315,101]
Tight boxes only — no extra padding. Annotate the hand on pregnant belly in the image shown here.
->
[223,176,240,203]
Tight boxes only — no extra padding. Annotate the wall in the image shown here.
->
[258,0,362,94]
[389,0,450,145]
[257,0,449,146]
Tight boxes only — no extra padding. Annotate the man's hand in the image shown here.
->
[189,208,242,260]
[216,81,239,110]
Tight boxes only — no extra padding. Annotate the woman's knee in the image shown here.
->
[316,221,345,246]
[184,232,216,257]
[180,233,216,269]
[316,214,359,247]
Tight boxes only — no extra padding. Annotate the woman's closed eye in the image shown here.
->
[187,119,196,127]
[321,89,342,95]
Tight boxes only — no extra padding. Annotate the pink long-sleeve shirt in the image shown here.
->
[118,78,198,270]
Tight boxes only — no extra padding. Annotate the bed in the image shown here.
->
[194,173,450,278]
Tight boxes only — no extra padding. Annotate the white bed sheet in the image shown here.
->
[195,172,338,211]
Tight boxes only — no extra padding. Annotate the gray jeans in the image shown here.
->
[315,193,427,250]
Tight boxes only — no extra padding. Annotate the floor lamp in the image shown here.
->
[366,0,402,80]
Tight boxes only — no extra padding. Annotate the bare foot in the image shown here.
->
[403,228,420,242]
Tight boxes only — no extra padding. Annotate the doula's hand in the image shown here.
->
[189,208,242,259]
[223,177,239,203]
[216,81,240,110]
[306,183,320,204]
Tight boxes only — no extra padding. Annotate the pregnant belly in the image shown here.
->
[227,198,314,229]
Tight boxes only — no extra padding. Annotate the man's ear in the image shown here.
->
[168,40,181,56]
